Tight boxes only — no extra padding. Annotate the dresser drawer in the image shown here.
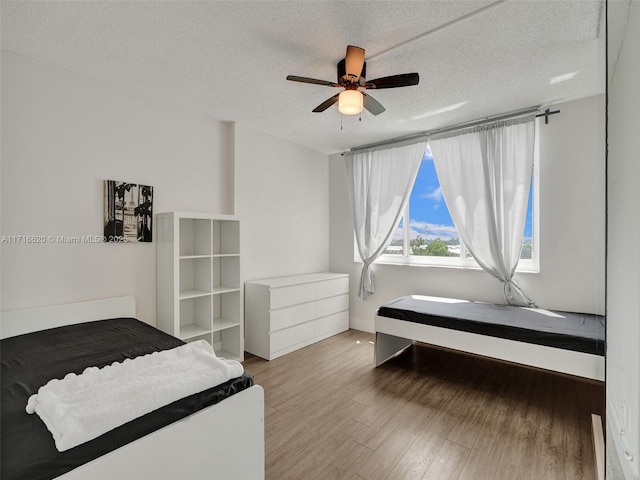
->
[315,277,349,299]
[270,283,316,309]
[270,321,315,353]
[270,301,315,332]
[315,311,349,337]
[315,294,349,319]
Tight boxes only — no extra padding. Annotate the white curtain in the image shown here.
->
[428,116,536,306]
[345,141,427,299]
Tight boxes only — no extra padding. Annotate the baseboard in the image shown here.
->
[349,316,374,333]
[592,414,605,480]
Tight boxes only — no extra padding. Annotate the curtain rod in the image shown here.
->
[347,105,547,154]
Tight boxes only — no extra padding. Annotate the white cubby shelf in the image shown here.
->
[157,212,244,361]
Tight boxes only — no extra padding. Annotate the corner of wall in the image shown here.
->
[225,121,236,215]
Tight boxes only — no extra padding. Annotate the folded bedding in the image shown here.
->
[26,339,244,452]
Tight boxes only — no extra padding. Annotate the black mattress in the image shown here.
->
[377,295,605,356]
[1,318,253,480]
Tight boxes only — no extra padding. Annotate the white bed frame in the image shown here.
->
[375,313,604,381]
[1,296,265,480]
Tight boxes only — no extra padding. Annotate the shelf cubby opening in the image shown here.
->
[213,256,240,291]
[213,220,240,256]
[179,257,212,298]
[213,326,241,361]
[179,218,212,257]
[212,291,241,332]
[183,332,214,345]
[179,295,212,341]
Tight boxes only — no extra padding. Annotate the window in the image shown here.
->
[377,143,538,271]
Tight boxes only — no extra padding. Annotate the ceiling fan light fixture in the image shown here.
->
[338,90,363,115]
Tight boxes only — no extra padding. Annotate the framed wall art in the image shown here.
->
[103,180,153,243]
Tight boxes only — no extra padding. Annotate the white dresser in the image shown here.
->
[244,273,349,360]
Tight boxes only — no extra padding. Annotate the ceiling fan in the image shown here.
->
[287,45,419,116]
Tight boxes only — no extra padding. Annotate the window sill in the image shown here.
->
[355,257,540,274]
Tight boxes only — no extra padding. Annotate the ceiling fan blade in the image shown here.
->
[363,93,385,116]
[287,75,339,87]
[345,45,365,79]
[312,93,340,112]
[365,73,420,89]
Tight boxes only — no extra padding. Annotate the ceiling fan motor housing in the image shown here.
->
[338,58,366,84]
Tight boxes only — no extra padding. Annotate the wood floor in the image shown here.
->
[242,329,604,480]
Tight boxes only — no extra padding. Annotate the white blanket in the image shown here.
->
[26,340,244,452]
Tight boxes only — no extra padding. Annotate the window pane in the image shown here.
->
[408,149,460,258]
[520,177,534,259]
[373,132,537,270]
[384,218,404,255]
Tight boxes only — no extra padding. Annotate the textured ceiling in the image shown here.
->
[1,0,625,154]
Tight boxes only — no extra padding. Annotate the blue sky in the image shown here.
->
[401,148,533,241]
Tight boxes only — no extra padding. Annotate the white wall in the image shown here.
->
[330,95,605,332]
[607,0,640,477]
[233,123,330,283]
[1,52,233,324]
[1,52,331,327]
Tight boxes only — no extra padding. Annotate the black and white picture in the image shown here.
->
[103,180,153,243]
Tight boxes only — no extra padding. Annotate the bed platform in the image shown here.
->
[1,296,264,480]
[375,295,605,381]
